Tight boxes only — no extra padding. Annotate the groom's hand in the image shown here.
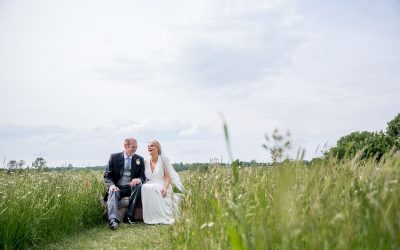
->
[130,178,141,186]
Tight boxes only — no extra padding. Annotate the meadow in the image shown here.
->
[1,152,399,249]
[0,170,104,249]
[169,153,400,249]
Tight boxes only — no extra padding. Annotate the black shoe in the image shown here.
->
[109,219,119,230]
[126,216,136,225]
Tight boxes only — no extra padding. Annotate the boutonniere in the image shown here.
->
[136,159,140,165]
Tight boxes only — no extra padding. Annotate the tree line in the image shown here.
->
[326,113,400,161]
[4,113,398,172]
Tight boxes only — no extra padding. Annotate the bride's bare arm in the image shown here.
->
[161,169,171,197]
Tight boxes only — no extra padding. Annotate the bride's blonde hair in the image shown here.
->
[148,140,162,155]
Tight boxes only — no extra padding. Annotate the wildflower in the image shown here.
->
[200,222,214,229]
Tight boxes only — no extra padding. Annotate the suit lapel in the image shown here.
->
[118,152,124,178]
[131,154,136,172]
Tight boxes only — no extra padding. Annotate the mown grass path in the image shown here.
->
[39,223,170,250]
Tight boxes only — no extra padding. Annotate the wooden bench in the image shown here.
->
[102,196,143,222]
[118,197,143,222]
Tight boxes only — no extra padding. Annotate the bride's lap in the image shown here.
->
[142,182,163,190]
[142,183,166,198]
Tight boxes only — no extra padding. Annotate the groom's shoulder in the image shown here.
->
[110,152,123,159]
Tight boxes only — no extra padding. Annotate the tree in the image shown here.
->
[6,160,25,171]
[386,113,400,149]
[7,160,18,170]
[322,113,400,162]
[18,160,25,168]
[32,157,47,171]
[387,113,400,137]
[328,131,392,161]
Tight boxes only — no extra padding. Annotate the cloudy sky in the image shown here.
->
[0,0,399,167]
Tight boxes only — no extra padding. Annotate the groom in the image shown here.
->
[103,138,146,230]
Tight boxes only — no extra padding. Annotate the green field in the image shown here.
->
[0,170,104,249]
[1,153,399,249]
[169,155,400,249]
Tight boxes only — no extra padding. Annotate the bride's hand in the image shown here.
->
[161,187,167,198]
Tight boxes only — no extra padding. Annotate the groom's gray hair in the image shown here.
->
[124,138,137,145]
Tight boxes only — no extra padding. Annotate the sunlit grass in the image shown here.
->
[169,153,400,249]
[41,224,169,250]
[0,170,104,249]
[2,152,399,249]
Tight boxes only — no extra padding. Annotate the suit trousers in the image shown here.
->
[107,183,142,221]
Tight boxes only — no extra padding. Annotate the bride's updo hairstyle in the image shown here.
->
[149,140,162,155]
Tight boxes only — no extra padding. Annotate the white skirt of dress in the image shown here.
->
[141,181,181,224]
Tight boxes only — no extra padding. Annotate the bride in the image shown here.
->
[141,140,185,224]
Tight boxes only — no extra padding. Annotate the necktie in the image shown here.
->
[126,157,131,169]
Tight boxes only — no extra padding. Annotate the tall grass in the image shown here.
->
[0,170,104,249]
[169,153,400,249]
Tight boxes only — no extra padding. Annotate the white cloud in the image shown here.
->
[0,0,399,166]
[0,120,221,167]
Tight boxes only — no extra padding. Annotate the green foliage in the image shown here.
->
[387,113,400,138]
[32,157,48,171]
[231,159,241,184]
[329,131,393,160]
[387,113,400,148]
[169,153,400,249]
[308,157,326,166]
[6,160,25,170]
[6,160,18,170]
[173,162,190,172]
[188,163,210,172]
[328,113,400,161]
[0,170,104,249]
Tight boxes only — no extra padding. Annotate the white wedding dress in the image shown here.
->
[141,156,184,224]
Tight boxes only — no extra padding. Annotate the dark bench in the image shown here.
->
[102,197,143,222]
[118,197,143,221]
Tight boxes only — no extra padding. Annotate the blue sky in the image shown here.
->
[0,0,399,167]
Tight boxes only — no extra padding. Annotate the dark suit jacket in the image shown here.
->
[103,152,146,200]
